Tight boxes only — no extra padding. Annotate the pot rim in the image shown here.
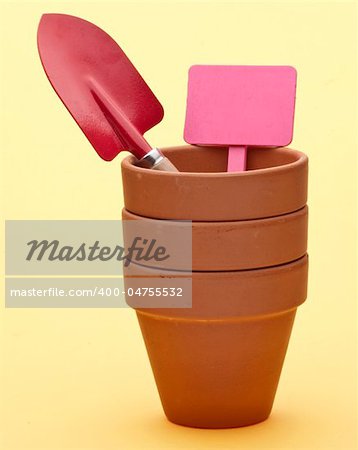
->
[125,254,308,277]
[122,205,308,225]
[126,255,308,318]
[122,145,308,177]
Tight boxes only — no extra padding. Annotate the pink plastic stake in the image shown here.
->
[227,145,247,172]
[184,65,297,172]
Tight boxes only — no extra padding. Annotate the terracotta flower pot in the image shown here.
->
[122,145,308,221]
[122,207,308,271]
[121,145,308,428]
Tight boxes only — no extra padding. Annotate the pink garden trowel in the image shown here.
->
[37,13,177,171]
[184,65,297,172]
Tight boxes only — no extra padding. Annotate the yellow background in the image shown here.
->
[0,1,356,449]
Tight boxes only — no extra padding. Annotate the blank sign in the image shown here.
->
[184,65,297,147]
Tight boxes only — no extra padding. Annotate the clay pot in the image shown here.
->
[122,207,308,271]
[121,145,308,428]
[121,145,308,221]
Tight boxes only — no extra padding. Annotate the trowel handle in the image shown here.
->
[135,148,178,172]
[152,157,178,172]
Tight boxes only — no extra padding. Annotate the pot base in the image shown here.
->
[165,411,271,429]
[137,308,296,429]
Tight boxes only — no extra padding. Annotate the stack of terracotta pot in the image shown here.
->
[121,145,308,428]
